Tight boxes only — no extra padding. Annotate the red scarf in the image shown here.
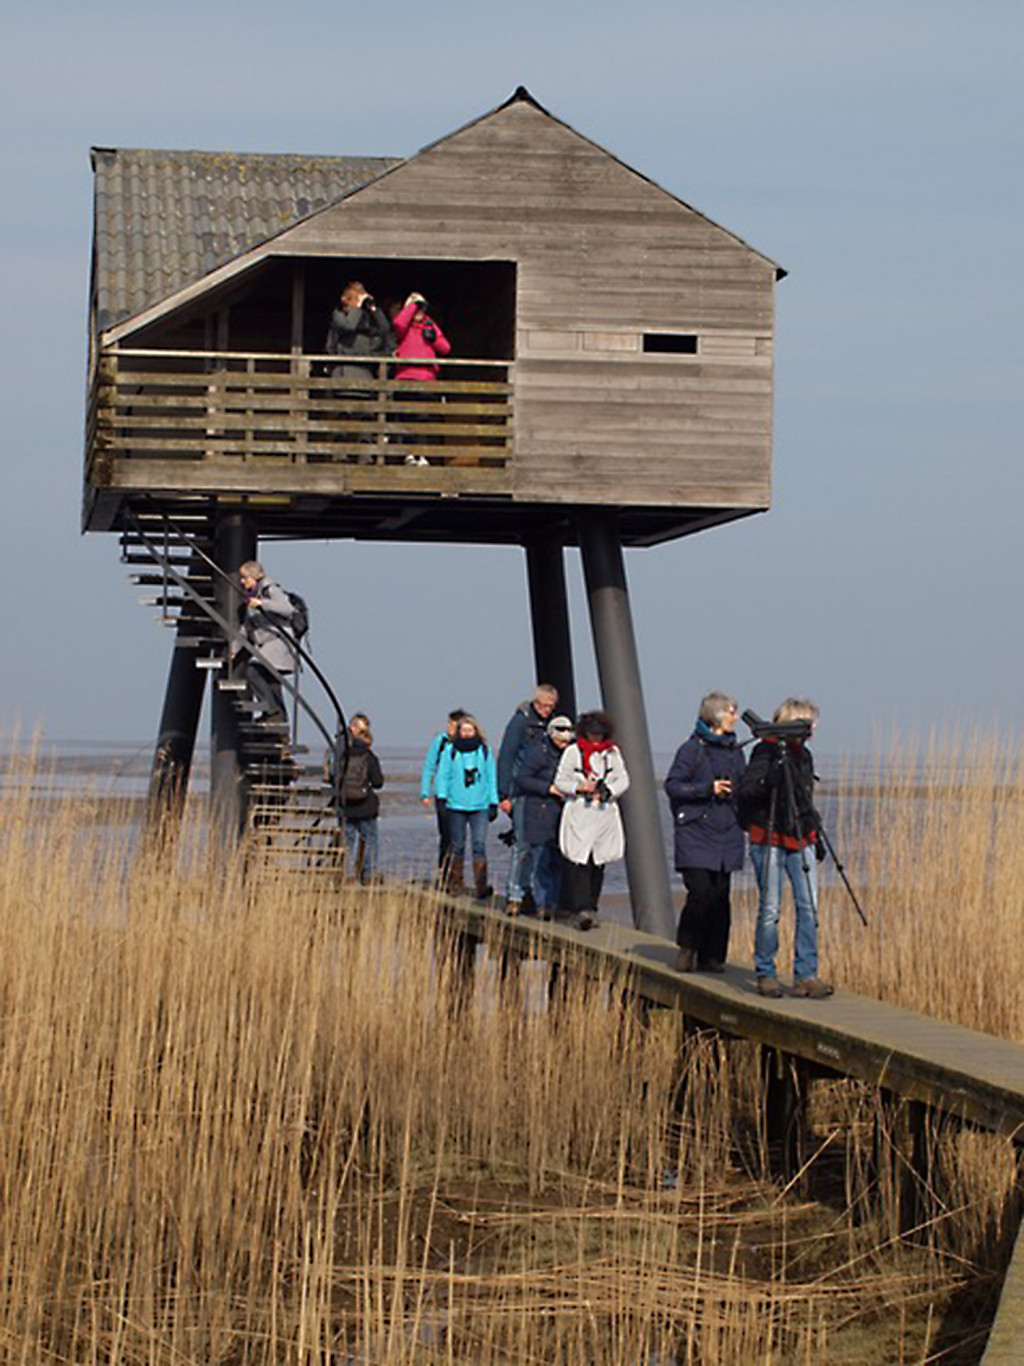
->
[578,737,614,775]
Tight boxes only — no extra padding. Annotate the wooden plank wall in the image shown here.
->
[276,100,776,512]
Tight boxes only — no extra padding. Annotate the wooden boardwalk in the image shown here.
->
[432,899,1024,1361]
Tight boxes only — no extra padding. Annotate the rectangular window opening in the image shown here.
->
[642,333,698,355]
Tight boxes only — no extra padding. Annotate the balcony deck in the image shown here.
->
[88,348,513,500]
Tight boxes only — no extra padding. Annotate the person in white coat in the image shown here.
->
[554,710,629,928]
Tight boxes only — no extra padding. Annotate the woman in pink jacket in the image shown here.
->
[392,292,452,463]
[392,292,451,381]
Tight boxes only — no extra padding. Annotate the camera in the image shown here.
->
[594,779,612,803]
[741,709,812,743]
[422,324,437,345]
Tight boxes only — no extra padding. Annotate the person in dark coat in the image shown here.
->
[513,715,575,918]
[737,698,833,1000]
[330,713,385,884]
[496,684,559,915]
[664,691,746,974]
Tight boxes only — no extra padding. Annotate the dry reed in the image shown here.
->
[0,745,1018,1362]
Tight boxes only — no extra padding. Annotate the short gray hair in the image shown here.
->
[773,697,819,725]
[698,691,738,727]
[532,684,558,705]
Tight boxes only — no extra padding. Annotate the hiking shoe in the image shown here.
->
[757,976,784,999]
[505,900,522,917]
[698,959,726,974]
[673,948,697,973]
[577,911,596,931]
[790,977,834,999]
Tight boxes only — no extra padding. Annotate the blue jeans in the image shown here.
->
[529,841,562,911]
[504,798,533,901]
[750,843,819,981]
[343,817,378,883]
[446,807,489,865]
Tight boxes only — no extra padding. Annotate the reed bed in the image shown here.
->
[0,749,1018,1361]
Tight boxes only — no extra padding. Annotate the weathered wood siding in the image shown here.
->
[274,100,776,511]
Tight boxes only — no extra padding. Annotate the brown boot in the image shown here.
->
[473,858,492,901]
[445,861,464,896]
[673,948,697,973]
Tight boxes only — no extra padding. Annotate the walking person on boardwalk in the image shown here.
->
[513,714,575,919]
[737,698,834,1000]
[553,710,629,930]
[497,684,559,915]
[435,715,499,900]
[664,691,746,974]
[420,707,467,871]
[329,713,385,884]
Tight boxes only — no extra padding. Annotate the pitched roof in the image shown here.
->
[90,147,402,330]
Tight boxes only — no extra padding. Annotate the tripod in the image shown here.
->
[760,740,868,928]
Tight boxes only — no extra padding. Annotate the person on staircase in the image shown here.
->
[434,714,498,900]
[233,560,299,727]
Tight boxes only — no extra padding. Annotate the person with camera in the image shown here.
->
[513,715,575,919]
[738,698,834,1000]
[664,691,746,974]
[391,291,452,465]
[434,714,498,900]
[553,710,629,930]
[325,280,394,381]
[324,281,394,458]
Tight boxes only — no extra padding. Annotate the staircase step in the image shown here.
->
[130,572,213,586]
[195,657,226,670]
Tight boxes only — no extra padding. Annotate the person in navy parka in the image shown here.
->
[664,692,746,974]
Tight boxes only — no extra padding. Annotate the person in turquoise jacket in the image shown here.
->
[420,707,468,869]
[435,715,498,899]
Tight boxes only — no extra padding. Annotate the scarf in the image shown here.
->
[578,737,614,776]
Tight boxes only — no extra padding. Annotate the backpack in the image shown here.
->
[284,590,309,643]
[340,748,371,804]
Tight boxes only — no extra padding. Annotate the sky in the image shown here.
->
[1,0,1021,761]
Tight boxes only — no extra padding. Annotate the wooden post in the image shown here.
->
[577,509,675,939]
[525,532,576,719]
[761,1046,809,1183]
[209,511,257,846]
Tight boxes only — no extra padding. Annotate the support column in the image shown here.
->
[146,589,208,830]
[210,511,257,847]
[525,533,576,718]
[577,510,674,939]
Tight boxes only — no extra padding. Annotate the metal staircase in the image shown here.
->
[121,503,350,876]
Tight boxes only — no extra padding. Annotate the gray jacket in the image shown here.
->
[235,579,297,673]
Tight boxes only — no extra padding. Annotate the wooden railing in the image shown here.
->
[90,348,513,480]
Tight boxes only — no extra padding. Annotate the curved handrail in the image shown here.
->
[126,505,350,810]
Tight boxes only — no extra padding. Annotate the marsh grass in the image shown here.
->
[0,745,1019,1362]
